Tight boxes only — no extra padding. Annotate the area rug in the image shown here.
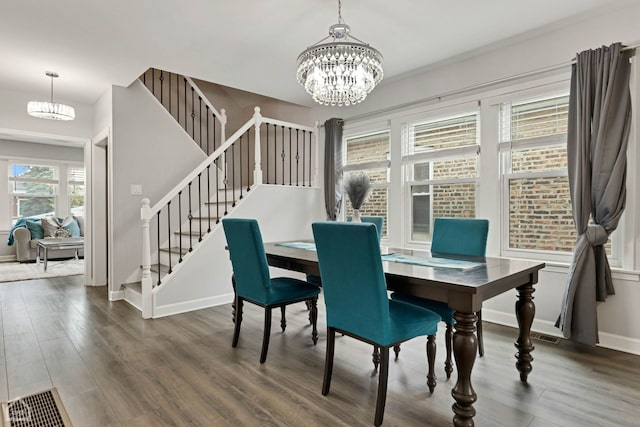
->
[0,259,84,283]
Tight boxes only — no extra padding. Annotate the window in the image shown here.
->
[404,113,480,242]
[68,166,86,216]
[344,131,390,237]
[500,95,577,254]
[9,163,58,223]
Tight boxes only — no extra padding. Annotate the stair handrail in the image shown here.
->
[185,76,228,142]
[140,106,319,317]
[142,109,317,221]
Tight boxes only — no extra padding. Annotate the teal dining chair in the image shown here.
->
[347,215,384,241]
[307,215,384,287]
[391,217,489,378]
[313,222,440,426]
[222,218,320,364]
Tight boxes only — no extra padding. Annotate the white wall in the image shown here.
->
[309,2,640,354]
[110,81,207,294]
[0,87,93,139]
[313,2,640,123]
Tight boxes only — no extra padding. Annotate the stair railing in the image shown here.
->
[140,107,318,318]
[140,68,227,156]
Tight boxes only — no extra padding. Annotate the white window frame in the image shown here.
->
[401,110,481,247]
[8,161,59,223]
[67,165,86,216]
[342,127,391,240]
[7,159,84,225]
[497,90,622,266]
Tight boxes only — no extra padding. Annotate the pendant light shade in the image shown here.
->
[27,72,75,121]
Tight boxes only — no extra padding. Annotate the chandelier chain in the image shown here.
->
[338,0,343,23]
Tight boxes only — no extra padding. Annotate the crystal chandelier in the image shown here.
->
[296,0,383,107]
[27,72,76,121]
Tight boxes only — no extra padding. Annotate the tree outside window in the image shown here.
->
[9,164,57,222]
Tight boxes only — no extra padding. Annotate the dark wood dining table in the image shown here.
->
[262,242,545,427]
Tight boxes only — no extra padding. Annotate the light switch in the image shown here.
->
[131,184,143,195]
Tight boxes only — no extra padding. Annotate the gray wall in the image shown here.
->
[109,81,206,293]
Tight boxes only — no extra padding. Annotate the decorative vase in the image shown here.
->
[352,209,361,223]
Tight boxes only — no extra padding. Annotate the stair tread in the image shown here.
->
[205,200,235,205]
[150,263,171,274]
[123,281,142,292]
[173,230,210,236]
[160,247,190,255]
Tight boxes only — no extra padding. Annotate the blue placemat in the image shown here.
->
[275,241,317,251]
[381,253,484,270]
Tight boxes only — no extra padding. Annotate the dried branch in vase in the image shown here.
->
[344,172,371,210]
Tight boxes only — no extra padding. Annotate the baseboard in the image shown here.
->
[0,255,17,262]
[153,293,234,318]
[598,332,640,356]
[109,290,124,301]
[482,308,640,356]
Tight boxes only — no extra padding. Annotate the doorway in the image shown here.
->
[86,130,110,287]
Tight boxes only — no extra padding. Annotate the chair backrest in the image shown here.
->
[431,218,489,257]
[346,215,384,241]
[312,222,390,343]
[222,218,270,302]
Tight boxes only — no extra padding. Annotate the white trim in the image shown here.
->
[109,290,124,301]
[599,332,640,356]
[498,134,567,151]
[261,116,316,133]
[153,293,234,318]
[408,177,477,187]
[482,308,640,356]
[0,255,16,262]
[403,144,480,163]
[343,159,390,172]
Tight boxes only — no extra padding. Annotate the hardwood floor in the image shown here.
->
[0,275,639,426]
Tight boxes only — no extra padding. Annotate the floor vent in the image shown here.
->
[530,333,561,344]
[1,388,72,427]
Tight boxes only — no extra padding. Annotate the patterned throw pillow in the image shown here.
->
[62,216,81,237]
[42,216,72,238]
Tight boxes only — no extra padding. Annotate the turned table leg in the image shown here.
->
[515,283,535,382]
[451,311,477,427]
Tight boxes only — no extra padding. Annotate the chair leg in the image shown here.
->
[374,347,389,427]
[372,345,380,370]
[280,306,287,332]
[260,307,272,364]
[322,327,336,396]
[477,310,484,357]
[393,344,401,360]
[445,322,454,379]
[232,297,243,347]
[310,297,318,345]
[426,334,437,393]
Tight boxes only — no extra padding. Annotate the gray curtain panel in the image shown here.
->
[324,118,344,220]
[556,43,632,345]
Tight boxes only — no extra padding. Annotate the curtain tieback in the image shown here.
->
[585,224,608,246]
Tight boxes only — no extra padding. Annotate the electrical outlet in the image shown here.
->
[131,184,143,195]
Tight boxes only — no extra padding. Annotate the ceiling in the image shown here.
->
[0,0,634,109]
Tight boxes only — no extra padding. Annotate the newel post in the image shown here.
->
[220,108,227,143]
[253,106,263,185]
[140,198,153,319]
